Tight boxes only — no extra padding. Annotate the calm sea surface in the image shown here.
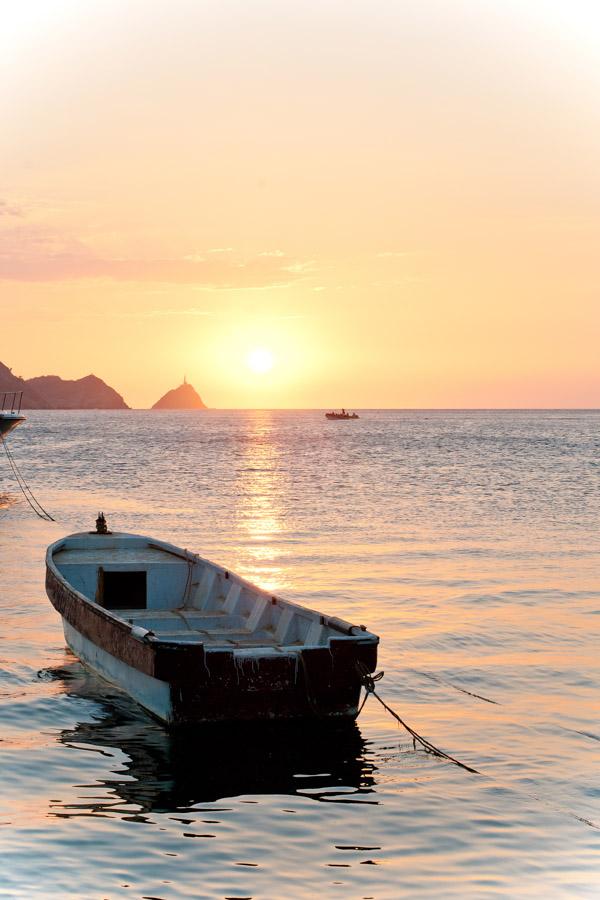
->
[1,410,599,899]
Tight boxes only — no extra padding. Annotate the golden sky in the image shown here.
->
[1,1,600,408]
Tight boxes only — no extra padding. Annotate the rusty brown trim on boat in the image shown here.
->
[46,566,157,676]
[45,561,378,722]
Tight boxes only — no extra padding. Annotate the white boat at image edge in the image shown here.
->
[0,391,26,438]
[45,527,379,725]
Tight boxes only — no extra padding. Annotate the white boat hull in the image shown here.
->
[0,412,26,438]
[63,620,173,723]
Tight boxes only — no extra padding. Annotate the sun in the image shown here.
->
[247,347,274,374]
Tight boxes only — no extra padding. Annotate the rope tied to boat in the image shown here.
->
[355,661,479,775]
[1,434,55,522]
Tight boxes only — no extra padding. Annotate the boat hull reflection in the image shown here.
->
[52,662,377,814]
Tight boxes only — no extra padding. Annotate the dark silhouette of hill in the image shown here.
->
[1,360,129,408]
[152,379,207,409]
[26,374,129,409]
[0,361,51,408]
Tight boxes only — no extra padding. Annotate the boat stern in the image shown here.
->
[0,412,26,438]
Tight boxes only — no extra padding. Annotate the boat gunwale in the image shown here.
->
[46,532,379,650]
[46,539,135,638]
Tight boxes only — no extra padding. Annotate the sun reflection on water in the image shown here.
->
[233,414,288,592]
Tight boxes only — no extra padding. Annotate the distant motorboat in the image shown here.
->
[45,525,379,725]
[325,409,359,420]
[0,391,25,438]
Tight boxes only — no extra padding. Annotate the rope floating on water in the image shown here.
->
[416,670,499,705]
[356,662,480,775]
[356,666,600,829]
[1,435,55,522]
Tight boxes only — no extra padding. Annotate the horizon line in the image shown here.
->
[21,406,600,412]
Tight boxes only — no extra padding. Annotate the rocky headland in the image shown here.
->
[0,362,51,408]
[0,361,129,409]
[26,374,128,409]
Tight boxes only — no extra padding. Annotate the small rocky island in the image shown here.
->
[152,379,207,410]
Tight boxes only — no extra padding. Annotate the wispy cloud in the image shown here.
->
[0,226,314,289]
[264,313,307,320]
[113,307,214,319]
[0,200,22,217]
[85,307,307,321]
[282,259,317,274]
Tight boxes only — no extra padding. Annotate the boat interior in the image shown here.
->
[51,534,373,652]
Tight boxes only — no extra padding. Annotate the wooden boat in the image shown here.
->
[45,527,379,726]
[325,409,359,420]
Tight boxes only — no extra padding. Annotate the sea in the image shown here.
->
[1,409,599,899]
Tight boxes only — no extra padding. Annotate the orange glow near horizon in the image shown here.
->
[2,2,600,408]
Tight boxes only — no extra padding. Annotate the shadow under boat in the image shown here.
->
[48,660,378,815]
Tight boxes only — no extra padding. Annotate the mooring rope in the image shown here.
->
[1,435,55,522]
[415,669,499,704]
[356,663,600,831]
[356,661,479,774]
